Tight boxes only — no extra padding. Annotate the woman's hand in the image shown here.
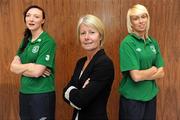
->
[10,56,25,74]
[42,68,51,77]
[12,56,21,64]
[150,66,158,74]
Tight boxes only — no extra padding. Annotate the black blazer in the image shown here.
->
[63,49,114,120]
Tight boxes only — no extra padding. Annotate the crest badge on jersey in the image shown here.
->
[32,46,39,53]
[150,45,157,54]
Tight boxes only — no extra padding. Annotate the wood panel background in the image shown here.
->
[0,0,179,120]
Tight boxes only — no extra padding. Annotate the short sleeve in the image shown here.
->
[119,41,140,72]
[36,40,56,68]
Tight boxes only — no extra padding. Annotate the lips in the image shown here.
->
[28,23,35,26]
[138,25,146,30]
[84,42,93,45]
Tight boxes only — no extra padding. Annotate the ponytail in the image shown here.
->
[20,28,31,52]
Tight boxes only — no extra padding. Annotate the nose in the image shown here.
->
[84,33,89,40]
[139,17,143,23]
[30,16,34,21]
[27,16,34,21]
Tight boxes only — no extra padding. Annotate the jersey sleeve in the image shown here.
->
[36,40,56,68]
[119,41,140,72]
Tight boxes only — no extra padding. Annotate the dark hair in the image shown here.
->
[20,5,45,52]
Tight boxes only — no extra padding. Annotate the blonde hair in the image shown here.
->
[77,14,105,47]
[127,4,150,38]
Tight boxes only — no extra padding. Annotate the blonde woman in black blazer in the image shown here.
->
[63,14,114,120]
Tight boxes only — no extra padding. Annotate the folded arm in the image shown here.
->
[130,66,164,82]
[149,67,164,80]
[64,59,114,109]
[10,56,48,78]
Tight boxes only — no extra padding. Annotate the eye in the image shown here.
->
[34,14,41,18]
[26,14,30,17]
[131,16,139,21]
[90,31,95,34]
[141,14,147,19]
[80,32,86,35]
[35,16,40,18]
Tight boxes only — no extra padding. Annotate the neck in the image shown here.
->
[31,29,43,41]
[86,48,100,61]
[133,31,146,39]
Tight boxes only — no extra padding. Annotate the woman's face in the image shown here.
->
[25,8,44,31]
[130,13,148,33]
[79,24,101,52]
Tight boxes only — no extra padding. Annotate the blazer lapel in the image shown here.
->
[78,49,105,87]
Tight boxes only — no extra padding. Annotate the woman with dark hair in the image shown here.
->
[10,5,56,120]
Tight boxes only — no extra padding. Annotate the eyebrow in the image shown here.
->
[26,13,42,16]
